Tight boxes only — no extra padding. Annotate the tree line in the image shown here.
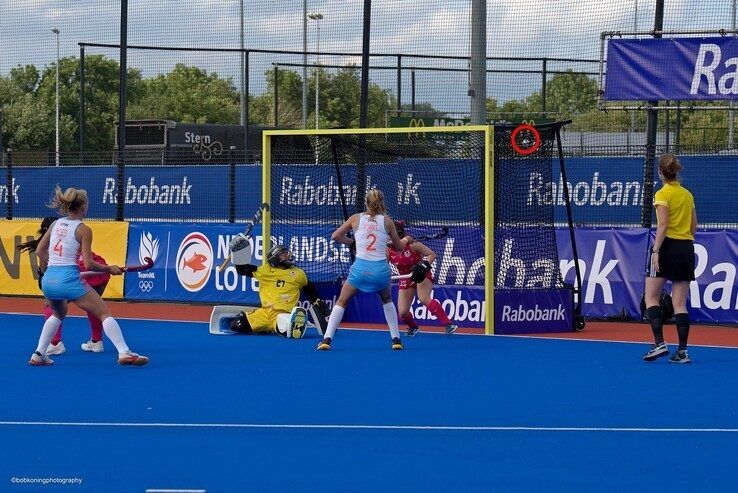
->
[0,55,728,154]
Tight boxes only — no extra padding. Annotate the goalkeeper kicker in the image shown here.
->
[210,237,330,338]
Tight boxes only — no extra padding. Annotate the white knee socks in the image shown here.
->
[383,302,400,339]
[35,316,62,354]
[323,305,345,340]
[102,317,130,354]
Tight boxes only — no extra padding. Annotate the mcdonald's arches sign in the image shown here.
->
[388,116,555,128]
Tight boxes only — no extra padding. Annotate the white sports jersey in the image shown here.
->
[47,218,83,267]
[355,214,389,261]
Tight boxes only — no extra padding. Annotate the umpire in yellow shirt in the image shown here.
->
[642,154,697,364]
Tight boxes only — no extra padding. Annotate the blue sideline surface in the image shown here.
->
[1,313,738,492]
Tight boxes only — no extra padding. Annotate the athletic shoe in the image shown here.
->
[289,307,308,339]
[406,325,420,337]
[118,351,149,366]
[642,342,669,361]
[81,340,104,353]
[29,351,54,366]
[669,349,691,364]
[392,337,404,350]
[46,341,66,356]
[317,337,332,350]
[445,323,458,336]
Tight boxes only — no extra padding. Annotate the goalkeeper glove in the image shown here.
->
[410,260,432,283]
[229,233,250,252]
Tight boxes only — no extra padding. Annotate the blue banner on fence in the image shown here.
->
[556,228,738,324]
[123,222,738,326]
[6,159,738,227]
[125,222,263,304]
[605,37,738,101]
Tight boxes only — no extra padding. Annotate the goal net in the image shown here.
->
[262,125,575,334]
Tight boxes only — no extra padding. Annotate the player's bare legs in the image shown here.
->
[74,290,148,366]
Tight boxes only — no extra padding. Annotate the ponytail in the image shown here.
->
[47,185,88,215]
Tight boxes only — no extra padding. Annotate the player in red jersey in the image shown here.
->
[387,220,457,336]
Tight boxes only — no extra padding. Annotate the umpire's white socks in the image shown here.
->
[102,317,131,354]
[35,315,62,354]
[323,305,345,340]
[383,302,401,339]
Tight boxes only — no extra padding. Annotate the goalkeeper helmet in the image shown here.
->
[394,220,406,238]
[266,244,293,269]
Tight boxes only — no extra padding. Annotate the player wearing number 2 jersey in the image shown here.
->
[29,186,148,367]
[317,189,407,351]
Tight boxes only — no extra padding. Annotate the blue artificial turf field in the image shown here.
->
[2,313,738,492]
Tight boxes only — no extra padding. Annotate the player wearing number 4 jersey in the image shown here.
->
[388,220,457,336]
[18,216,109,356]
[29,186,148,367]
[317,189,407,350]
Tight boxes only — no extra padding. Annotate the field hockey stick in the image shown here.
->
[413,226,449,241]
[218,203,269,273]
[391,273,413,280]
[81,257,153,277]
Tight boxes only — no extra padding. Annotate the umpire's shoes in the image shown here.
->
[642,342,669,361]
[317,337,332,350]
[406,325,420,337]
[669,349,691,364]
[392,337,404,350]
[289,307,308,339]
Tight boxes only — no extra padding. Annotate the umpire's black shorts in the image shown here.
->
[648,237,695,281]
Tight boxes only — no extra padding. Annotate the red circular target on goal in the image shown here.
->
[510,124,541,156]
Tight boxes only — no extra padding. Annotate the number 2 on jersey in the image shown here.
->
[366,233,377,251]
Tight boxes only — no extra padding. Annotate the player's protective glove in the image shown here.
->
[36,267,44,291]
[229,233,250,253]
[410,260,432,283]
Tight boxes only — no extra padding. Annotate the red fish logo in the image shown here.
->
[183,253,208,273]
[176,232,213,292]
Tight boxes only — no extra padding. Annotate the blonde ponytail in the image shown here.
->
[364,189,387,217]
[48,185,89,215]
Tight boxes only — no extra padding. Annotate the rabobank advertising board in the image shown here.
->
[5,157,737,225]
[124,222,738,328]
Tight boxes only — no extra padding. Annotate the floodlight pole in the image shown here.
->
[302,0,308,129]
[631,1,638,138]
[52,28,60,166]
[642,0,664,229]
[116,0,128,221]
[730,0,736,148]
[469,0,486,125]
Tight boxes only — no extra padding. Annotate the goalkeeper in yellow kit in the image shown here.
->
[227,240,329,339]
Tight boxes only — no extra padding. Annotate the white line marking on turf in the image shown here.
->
[4,313,738,349]
[1,421,738,433]
[146,490,206,493]
[498,333,738,350]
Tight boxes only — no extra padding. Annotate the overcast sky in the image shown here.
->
[0,0,732,112]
